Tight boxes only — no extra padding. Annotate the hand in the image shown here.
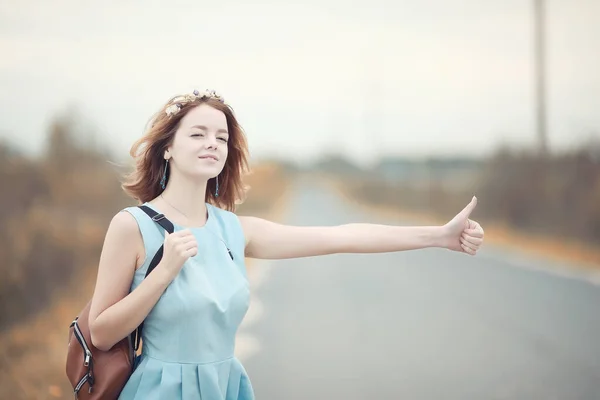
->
[441,196,485,255]
[158,229,198,279]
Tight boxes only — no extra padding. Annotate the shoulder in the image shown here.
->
[107,207,144,250]
[103,209,145,250]
[236,215,264,248]
[104,208,149,247]
[97,209,145,269]
[111,208,142,234]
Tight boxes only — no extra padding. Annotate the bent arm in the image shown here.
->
[88,211,171,351]
[239,216,444,260]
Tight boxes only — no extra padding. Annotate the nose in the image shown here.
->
[205,133,219,149]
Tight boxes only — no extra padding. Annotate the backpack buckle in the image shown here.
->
[151,213,165,222]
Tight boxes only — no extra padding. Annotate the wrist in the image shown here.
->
[152,263,175,286]
[430,225,448,249]
[409,226,446,249]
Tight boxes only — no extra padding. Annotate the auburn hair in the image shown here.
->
[121,95,250,212]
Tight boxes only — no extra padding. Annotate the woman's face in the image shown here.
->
[165,104,229,180]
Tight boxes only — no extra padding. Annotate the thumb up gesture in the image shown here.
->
[442,196,485,255]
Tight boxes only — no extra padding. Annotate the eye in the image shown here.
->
[218,137,228,143]
[191,132,204,137]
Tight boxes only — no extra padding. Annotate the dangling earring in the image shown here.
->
[215,175,219,197]
[160,159,169,189]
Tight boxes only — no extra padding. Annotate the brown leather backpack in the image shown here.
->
[65,206,173,399]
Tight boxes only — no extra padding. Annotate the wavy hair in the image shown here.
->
[121,94,250,212]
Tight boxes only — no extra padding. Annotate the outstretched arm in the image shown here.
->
[239,197,484,260]
[239,217,443,259]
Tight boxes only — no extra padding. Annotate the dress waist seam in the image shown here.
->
[143,353,235,365]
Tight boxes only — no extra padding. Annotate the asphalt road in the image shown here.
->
[237,179,600,400]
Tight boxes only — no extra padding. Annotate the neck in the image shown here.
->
[158,171,209,223]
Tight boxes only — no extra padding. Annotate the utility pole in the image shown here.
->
[534,0,549,156]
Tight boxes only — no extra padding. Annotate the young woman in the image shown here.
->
[88,89,484,399]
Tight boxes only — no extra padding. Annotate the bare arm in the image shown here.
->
[239,216,444,260]
[88,211,172,351]
[238,197,484,260]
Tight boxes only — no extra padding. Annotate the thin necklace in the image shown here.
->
[160,193,193,220]
[159,193,233,260]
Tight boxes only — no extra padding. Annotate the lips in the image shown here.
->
[199,155,218,161]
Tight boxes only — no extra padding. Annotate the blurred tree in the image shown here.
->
[0,112,129,330]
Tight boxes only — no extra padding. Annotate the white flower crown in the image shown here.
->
[165,89,225,117]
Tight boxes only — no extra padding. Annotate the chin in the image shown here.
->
[192,167,223,179]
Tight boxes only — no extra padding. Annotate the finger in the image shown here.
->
[184,247,198,257]
[176,246,197,259]
[170,232,195,242]
[183,239,198,250]
[460,237,478,252]
[174,233,196,242]
[461,238,481,250]
[461,233,483,246]
[457,196,478,220]
[465,219,479,231]
[464,228,484,238]
[461,243,476,255]
[169,227,191,233]
[176,236,197,246]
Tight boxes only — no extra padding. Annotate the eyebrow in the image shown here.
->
[190,124,229,134]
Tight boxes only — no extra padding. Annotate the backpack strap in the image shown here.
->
[131,205,175,352]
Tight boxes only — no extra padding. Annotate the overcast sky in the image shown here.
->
[0,0,598,166]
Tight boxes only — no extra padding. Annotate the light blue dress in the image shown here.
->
[118,202,254,400]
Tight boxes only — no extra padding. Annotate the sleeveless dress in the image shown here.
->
[117,202,255,400]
